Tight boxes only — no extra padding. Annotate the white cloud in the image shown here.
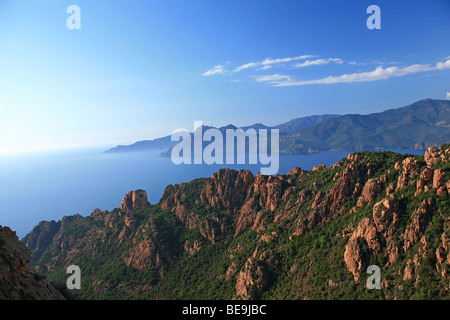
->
[233,62,259,72]
[205,54,340,76]
[437,59,450,70]
[203,57,450,87]
[254,74,292,83]
[349,60,399,66]
[447,92,450,100]
[257,65,272,71]
[202,65,226,76]
[294,57,343,68]
[232,55,315,73]
[260,55,315,66]
[257,58,450,87]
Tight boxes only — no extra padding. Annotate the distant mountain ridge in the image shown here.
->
[280,99,450,154]
[104,99,450,155]
[273,114,339,134]
[104,113,339,154]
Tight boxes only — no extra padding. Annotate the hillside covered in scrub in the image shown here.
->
[22,144,450,300]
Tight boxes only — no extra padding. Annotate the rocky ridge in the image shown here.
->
[22,144,450,300]
[0,226,64,299]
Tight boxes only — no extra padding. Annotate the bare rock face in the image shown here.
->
[396,157,419,190]
[21,220,60,262]
[373,197,400,265]
[436,232,450,279]
[344,196,403,281]
[357,178,384,207]
[234,197,260,237]
[425,145,450,167]
[331,154,362,212]
[373,196,399,239]
[124,240,156,271]
[433,169,446,190]
[421,167,435,182]
[312,164,326,171]
[235,261,267,300]
[425,146,439,166]
[160,169,258,244]
[344,218,381,282]
[294,153,365,236]
[201,169,254,211]
[0,226,64,300]
[253,174,283,211]
[120,189,150,212]
[404,235,429,285]
[234,247,275,300]
[425,146,440,166]
[288,167,302,175]
[404,199,435,252]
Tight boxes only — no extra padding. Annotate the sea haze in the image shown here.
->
[0,147,424,239]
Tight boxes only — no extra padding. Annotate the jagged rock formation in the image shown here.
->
[22,144,450,300]
[120,189,150,212]
[0,226,64,299]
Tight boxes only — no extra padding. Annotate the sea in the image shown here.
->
[0,147,425,239]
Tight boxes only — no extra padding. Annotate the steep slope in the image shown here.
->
[280,99,450,153]
[0,226,65,300]
[274,114,339,134]
[23,144,450,300]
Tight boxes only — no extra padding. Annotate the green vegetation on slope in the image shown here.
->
[26,145,450,300]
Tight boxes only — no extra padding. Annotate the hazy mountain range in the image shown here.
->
[104,99,450,155]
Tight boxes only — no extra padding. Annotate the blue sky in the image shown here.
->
[0,0,449,154]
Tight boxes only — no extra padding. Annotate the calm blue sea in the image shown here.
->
[0,147,424,239]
